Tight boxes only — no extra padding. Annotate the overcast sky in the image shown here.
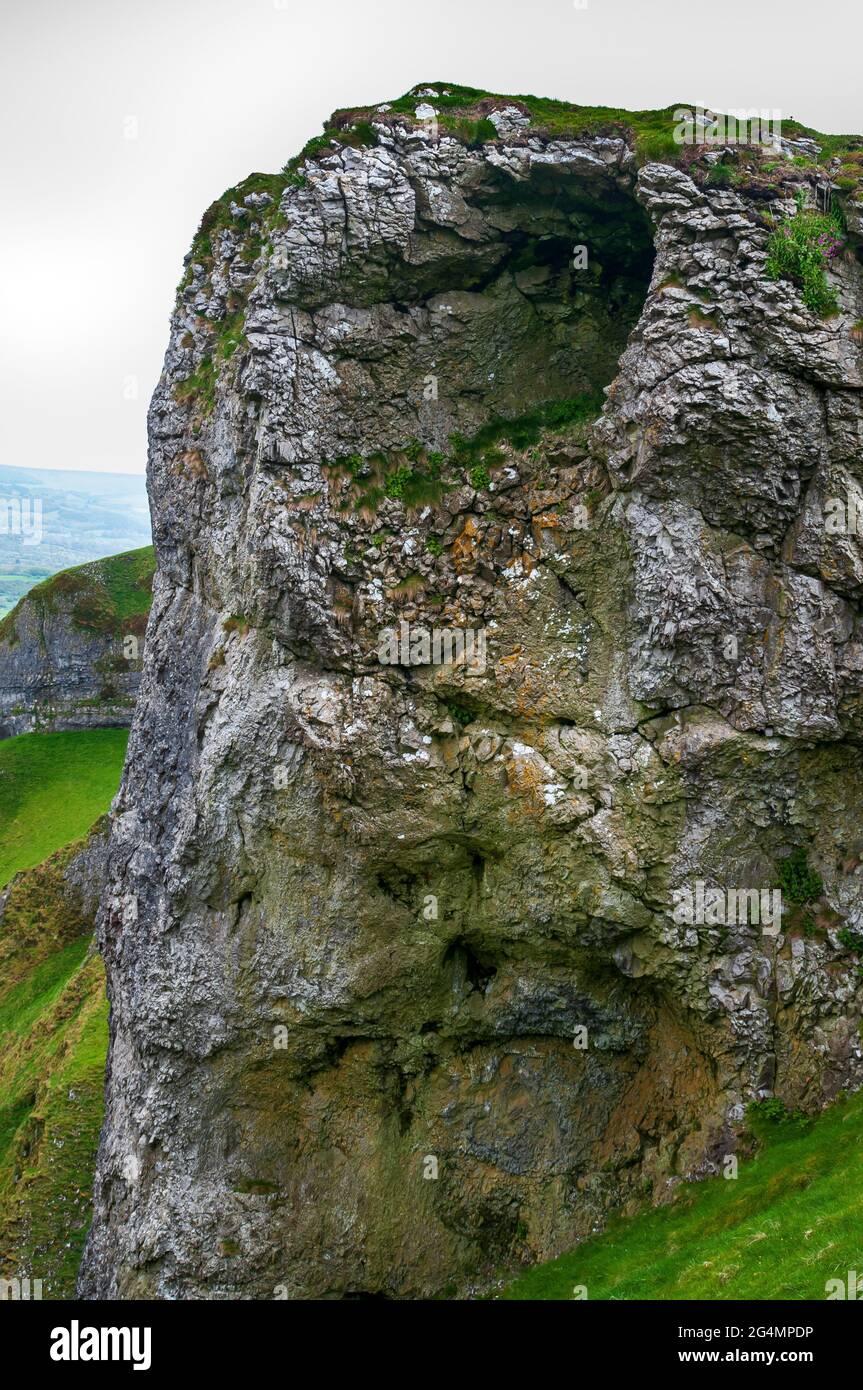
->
[2,0,861,476]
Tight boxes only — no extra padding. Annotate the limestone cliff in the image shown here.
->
[81,88,863,1299]
[0,548,153,738]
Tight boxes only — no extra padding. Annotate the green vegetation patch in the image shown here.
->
[502,1089,863,1300]
[325,394,604,517]
[329,85,688,166]
[173,311,249,417]
[0,730,128,887]
[325,441,450,513]
[174,354,217,416]
[184,171,288,275]
[0,824,110,1297]
[766,193,845,315]
[449,391,604,466]
[777,847,824,906]
[0,937,107,1299]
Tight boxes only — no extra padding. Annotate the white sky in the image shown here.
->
[2,0,861,475]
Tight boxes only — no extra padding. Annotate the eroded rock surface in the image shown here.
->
[81,107,863,1299]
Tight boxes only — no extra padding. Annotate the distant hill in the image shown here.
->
[0,466,151,619]
[0,547,154,739]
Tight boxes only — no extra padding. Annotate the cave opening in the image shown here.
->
[338,159,657,454]
[451,161,657,412]
[443,938,498,999]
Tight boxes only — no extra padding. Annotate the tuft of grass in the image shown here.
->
[467,462,491,490]
[501,1087,863,1300]
[706,161,739,188]
[383,466,415,501]
[0,730,128,888]
[836,926,863,957]
[765,192,845,315]
[327,442,450,513]
[215,310,246,361]
[777,847,824,906]
[285,119,380,175]
[450,391,604,465]
[441,116,498,146]
[174,355,217,415]
[444,699,476,727]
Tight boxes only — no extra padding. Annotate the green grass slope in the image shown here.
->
[0,841,108,1298]
[0,728,128,887]
[0,721,127,1297]
[502,1094,863,1300]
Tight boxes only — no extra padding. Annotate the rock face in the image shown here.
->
[0,549,153,738]
[81,98,863,1299]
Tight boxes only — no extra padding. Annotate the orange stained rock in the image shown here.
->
[532,511,562,533]
[451,516,482,572]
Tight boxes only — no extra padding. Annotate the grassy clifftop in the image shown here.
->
[183,83,863,323]
[321,81,863,178]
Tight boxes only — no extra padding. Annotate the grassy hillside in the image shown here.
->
[0,567,53,622]
[0,729,128,887]
[0,544,154,646]
[0,722,128,1297]
[0,841,108,1298]
[502,1092,863,1300]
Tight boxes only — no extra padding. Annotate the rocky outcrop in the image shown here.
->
[0,548,153,738]
[81,91,863,1299]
